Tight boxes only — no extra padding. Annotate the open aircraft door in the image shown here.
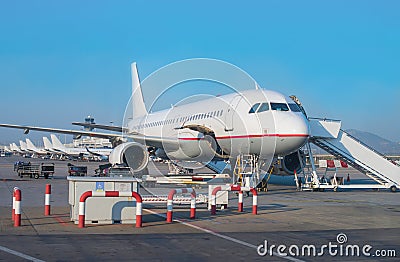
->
[224,95,243,132]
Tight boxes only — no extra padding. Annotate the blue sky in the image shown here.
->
[0,1,399,145]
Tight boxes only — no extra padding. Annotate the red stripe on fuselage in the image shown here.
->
[178,134,309,140]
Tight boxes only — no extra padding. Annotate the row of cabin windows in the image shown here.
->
[134,110,224,129]
[249,102,302,114]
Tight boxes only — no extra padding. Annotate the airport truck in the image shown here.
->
[15,162,55,179]
[67,163,88,176]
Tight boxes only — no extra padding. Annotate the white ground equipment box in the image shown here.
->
[68,176,141,224]
[208,184,229,210]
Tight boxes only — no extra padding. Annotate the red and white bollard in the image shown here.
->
[190,194,196,219]
[238,191,243,212]
[14,188,21,227]
[166,197,173,223]
[45,184,51,216]
[210,186,222,215]
[78,191,92,228]
[250,188,258,215]
[12,187,18,221]
[167,188,196,223]
[135,196,143,228]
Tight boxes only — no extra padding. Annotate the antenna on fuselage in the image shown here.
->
[131,62,148,118]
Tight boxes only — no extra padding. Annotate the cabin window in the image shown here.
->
[271,103,289,111]
[257,103,269,113]
[249,103,261,114]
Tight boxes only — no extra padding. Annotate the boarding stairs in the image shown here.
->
[309,118,400,190]
[232,154,260,188]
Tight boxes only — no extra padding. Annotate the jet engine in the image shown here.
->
[109,142,149,172]
[273,151,305,176]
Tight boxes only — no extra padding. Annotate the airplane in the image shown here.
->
[26,138,49,156]
[0,62,310,186]
[19,140,29,152]
[9,143,21,153]
[43,136,63,159]
[50,134,111,159]
[3,146,12,153]
[43,137,55,152]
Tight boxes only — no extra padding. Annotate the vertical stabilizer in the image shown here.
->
[12,143,19,152]
[131,62,148,118]
[19,140,27,151]
[26,139,38,151]
[10,144,16,152]
[50,134,66,150]
[43,137,53,150]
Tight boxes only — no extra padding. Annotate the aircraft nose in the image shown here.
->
[274,113,309,155]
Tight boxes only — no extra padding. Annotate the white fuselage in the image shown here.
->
[128,89,309,161]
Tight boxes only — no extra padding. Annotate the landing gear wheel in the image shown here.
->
[390,185,397,193]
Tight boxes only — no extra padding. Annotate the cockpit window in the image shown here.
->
[249,103,260,114]
[271,102,289,111]
[257,103,269,113]
[288,103,302,112]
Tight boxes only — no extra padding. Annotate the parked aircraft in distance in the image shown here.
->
[19,140,28,153]
[50,134,111,159]
[10,143,21,153]
[26,138,48,156]
[3,146,11,153]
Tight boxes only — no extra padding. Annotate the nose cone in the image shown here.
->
[274,113,309,155]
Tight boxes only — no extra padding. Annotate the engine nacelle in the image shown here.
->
[273,151,305,176]
[109,142,149,172]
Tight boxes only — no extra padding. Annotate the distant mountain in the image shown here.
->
[345,129,400,155]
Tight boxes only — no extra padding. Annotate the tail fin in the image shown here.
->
[43,137,53,150]
[131,62,147,118]
[50,134,66,150]
[19,140,27,151]
[12,143,19,152]
[26,139,38,151]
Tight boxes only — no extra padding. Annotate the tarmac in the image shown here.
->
[0,156,399,261]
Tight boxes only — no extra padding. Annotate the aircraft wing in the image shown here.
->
[0,124,122,139]
[0,123,179,149]
[72,122,127,133]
